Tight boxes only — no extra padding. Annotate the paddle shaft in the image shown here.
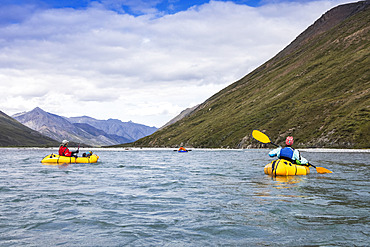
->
[270,142,279,147]
[308,162,316,168]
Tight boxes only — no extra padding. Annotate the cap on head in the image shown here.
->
[286,136,294,146]
[62,140,69,145]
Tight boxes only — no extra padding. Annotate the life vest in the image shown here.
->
[279,147,294,162]
[59,146,72,157]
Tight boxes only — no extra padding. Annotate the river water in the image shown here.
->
[0,148,369,246]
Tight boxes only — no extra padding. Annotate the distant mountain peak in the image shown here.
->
[31,107,46,113]
[13,107,157,147]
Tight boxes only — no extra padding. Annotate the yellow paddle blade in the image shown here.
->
[252,130,271,144]
[316,167,333,174]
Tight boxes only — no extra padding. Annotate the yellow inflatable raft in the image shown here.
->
[41,154,99,164]
[264,159,310,176]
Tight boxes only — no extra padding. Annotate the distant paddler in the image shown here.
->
[41,140,98,164]
[177,146,191,152]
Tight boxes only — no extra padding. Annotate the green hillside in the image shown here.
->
[0,111,59,147]
[126,1,370,149]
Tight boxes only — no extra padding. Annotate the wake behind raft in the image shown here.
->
[41,153,99,164]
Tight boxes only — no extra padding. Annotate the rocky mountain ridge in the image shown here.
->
[13,107,157,146]
[67,116,157,142]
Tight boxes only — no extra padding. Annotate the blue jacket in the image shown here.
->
[269,147,308,165]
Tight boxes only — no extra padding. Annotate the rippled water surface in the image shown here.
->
[1,148,369,246]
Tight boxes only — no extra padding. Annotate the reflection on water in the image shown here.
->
[254,176,308,206]
[271,175,304,186]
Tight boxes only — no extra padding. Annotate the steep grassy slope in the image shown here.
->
[0,111,59,147]
[128,1,370,149]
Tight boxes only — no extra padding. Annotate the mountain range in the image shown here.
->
[12,107,157,147]
[124,1,370,149]
[67,116,157,141]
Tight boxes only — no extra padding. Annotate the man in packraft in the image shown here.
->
[59,140,79,157]
[268,136,308,165]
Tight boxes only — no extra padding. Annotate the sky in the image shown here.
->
[0,0,357,127]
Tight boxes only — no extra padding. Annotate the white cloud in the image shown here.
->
[0,0,356,127]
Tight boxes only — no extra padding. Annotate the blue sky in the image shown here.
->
[0,0,333,24]
[1,1,267,14]
[0,0,357,127]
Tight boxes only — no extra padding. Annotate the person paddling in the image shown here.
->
[268,136,308,165]
[59,140,79,157]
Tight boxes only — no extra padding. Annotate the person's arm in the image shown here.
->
[64,148,73,157]
[269,147,281,157]
[293,150,308,165]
